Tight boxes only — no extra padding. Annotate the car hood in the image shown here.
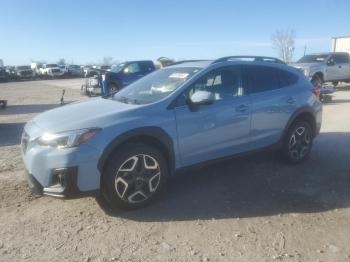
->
[31,98,138,134]
[291,62,322,70]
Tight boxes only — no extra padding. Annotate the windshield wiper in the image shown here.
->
[115,96,140,105]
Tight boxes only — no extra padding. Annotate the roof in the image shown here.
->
[332,35,350,39]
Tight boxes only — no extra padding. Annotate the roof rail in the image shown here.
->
[212,56,285,64]
[169,60,211,66]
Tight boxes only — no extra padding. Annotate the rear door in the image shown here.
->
[243,65,299,149]
[333,53,350,80]
[139,61,155,76]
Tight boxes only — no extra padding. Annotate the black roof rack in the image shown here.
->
[212,56,285,64]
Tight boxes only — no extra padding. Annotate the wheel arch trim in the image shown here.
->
[97,127,175,175]
[281,106,317,143]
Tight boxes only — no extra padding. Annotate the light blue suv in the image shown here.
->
[21,56,322,209]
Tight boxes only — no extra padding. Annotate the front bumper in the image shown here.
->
[21,124,102,198]
[24,167,95,197]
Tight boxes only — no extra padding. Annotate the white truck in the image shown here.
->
[31,62,44,77]
[292,52,350,87]
[39,63,64,78]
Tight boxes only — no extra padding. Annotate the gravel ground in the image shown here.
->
[0,79,350,262]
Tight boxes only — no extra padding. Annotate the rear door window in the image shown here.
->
[139,62,155,73]
[243,65,297,93]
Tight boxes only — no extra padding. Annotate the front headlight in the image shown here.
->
[37,128,101,148]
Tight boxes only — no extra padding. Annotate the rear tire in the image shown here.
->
[102,143,168,210]
[282,121,313,164]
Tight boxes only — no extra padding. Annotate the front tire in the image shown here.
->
[109,82,121,93]
[283,121,313,164]
[102,143,168,209]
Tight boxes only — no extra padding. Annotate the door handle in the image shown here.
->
[236,104,249,112]
[286,97,296,104]
[338,65,342,68]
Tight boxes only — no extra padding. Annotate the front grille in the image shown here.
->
[21,131,29,153]
[51,69,60,73]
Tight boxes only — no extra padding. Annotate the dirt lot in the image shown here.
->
[0,79,350,262]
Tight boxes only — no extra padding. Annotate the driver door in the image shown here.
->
[173,66,251,167]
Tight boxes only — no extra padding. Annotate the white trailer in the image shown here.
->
[332,36,350,54]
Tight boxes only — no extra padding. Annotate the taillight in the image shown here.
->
[312,87,321,98]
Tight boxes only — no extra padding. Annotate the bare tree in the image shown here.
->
[101,56,115,66]
[271,29,296,63]
[57,58,66,65]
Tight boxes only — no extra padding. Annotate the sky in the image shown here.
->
[1,0,350,65]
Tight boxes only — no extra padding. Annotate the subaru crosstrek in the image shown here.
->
[21,56,322,209]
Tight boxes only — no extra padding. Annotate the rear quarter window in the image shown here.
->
[278,69,298,87]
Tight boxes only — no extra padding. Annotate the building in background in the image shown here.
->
[332,36,350,54]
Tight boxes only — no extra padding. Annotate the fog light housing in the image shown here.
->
[43,167,78,197]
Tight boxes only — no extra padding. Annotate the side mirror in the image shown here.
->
[123,68,129,74]
[190,91,215,106]
[327,59,335,66]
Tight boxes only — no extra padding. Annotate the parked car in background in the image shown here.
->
[39,64,64,78]
[58,65,69,76]
[84,65,111,78]
[81,75,101,96]
[31,62,44,78]
[83,65,93,77]
[14,65,34,80]
[292,52,350,87]
[22,56,322,209]
[0,66,9,82]
[106,60,156,91]
[67,65,83,77]
[5,66,16,80]
[81,61,156,95]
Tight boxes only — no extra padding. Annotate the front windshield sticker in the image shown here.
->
[169,72,189,79]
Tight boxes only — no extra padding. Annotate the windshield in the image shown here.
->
[111,63,125,73]
[112,67,201,104]
[297,54,329,63]
[17,66,31,70]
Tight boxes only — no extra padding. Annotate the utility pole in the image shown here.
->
[303,45,307,56]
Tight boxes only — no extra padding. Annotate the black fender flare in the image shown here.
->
[279,106,317,144]
[97,127,175,174]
